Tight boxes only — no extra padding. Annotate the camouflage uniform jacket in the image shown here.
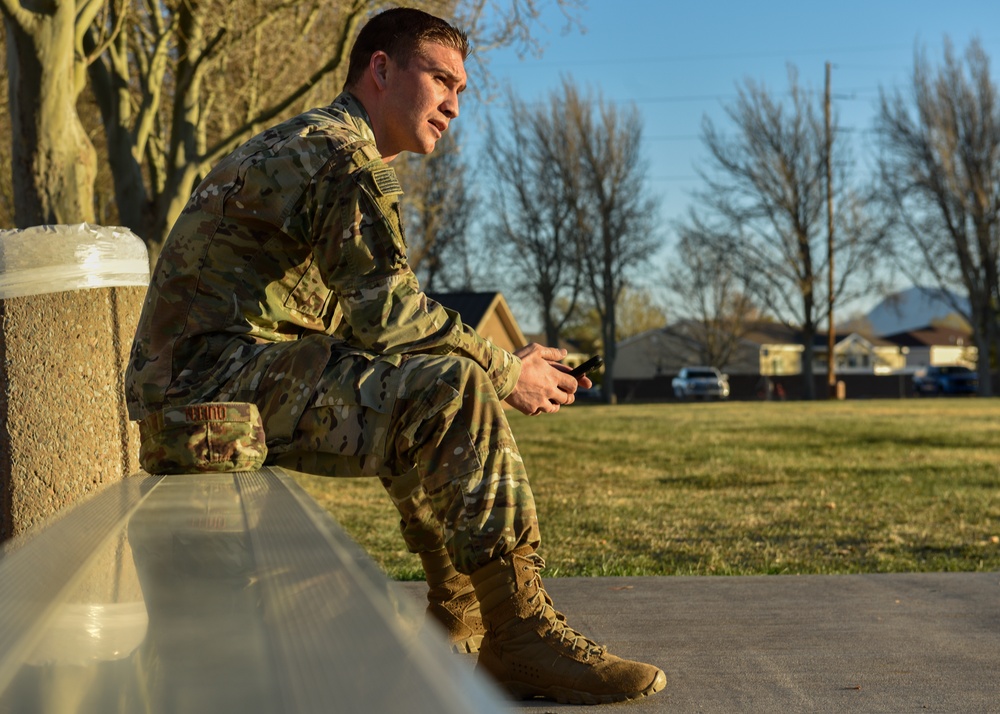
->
[126,92,521,425]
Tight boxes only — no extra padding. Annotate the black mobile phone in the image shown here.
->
[568,355,603,378]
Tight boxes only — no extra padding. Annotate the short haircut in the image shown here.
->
[344,7,470,90]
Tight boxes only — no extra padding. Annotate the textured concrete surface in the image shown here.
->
[401,571,1000,713]
[0,285,145,539]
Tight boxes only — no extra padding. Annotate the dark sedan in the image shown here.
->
[913,365,978,396]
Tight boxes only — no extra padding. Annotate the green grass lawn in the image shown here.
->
[291,398,1000,580]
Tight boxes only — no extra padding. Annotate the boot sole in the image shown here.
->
[502,668,667,705]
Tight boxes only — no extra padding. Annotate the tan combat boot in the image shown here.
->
[471,547,666,704]
[421,549,485,653]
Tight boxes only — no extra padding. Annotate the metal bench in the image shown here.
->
[0,466,505,713]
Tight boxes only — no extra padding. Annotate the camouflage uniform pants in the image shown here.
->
[223,346,540,574]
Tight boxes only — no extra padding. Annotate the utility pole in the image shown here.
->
[825,62,837,399]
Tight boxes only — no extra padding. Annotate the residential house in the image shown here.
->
[615,321,763,380]
[426,291,527,354]
[424,291,602,377]
[880,325,978,371]
[807,332,907,376]
[614,321,919,400]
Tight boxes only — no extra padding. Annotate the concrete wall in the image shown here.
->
[0,284,146,540]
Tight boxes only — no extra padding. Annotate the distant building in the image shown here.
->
[615,321,763,379]
[806,333,906,375]
[613,320,939,400]
[880,325,978,371]
[618,321,908,379]
[426,291,527,355]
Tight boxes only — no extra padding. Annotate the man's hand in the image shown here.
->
[505,344,592,416]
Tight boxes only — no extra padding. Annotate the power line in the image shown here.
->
[489,43,923,69]
[488,37,1000,71]
[478,87,882,111]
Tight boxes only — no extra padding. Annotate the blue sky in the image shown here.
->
[457,0,1000,318]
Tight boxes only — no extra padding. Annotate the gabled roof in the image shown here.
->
[740,321,799,346]
[808,332,899,349]
[881,325,974,348]
[617,321,709,352]
[426,291,527,348]
[634,320,900,352]
[426,292,496,326]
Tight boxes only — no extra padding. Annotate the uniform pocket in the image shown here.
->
[283,255,333,319]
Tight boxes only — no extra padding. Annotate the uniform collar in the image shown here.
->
[332,92,379,148]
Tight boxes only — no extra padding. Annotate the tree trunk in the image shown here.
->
[4,11,96,226]
[602,320,617,405]
[973,305,995,397]
[800,325,817,400]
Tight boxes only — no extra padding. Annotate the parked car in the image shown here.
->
[672,366,730,400]
[912,365,978,396]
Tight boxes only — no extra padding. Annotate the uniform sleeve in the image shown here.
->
[296,141,521,400]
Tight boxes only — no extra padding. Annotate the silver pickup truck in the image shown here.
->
[672,366,730,400]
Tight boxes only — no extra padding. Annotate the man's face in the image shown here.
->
[378,42,467,159]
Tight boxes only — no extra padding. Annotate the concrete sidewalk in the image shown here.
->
[401,572,1000,713]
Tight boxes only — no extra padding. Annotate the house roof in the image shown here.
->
[808,332,899,348]
[426,291,527,347]
[638,320,901,352]
[426,292,497,326]
[617,322,707,351]
[740,321,799,346]
[881,325,974,348]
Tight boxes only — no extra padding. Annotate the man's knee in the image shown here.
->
[399,354,496,405]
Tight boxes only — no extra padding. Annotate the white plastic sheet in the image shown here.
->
[0,223,149,299]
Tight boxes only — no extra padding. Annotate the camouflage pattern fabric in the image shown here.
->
[125,92,536,572]
[126,92,518,420]
[271,353,541,572]
[139,402,267,474]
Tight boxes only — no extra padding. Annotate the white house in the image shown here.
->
[880,326,978,372]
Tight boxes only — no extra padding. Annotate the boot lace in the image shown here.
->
[523,553,606,659]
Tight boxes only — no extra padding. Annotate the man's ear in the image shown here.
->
[369,51,390,91]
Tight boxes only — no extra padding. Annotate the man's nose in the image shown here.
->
[442,90,460,119]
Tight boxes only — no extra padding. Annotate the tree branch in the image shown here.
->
[82,0,128,65]
[0,0,38,32]
[201,3,366,165]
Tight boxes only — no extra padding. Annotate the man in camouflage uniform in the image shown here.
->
[126,7,665,705]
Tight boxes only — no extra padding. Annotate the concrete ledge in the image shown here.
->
[0,467,506,713]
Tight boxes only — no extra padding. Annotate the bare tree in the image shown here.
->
[683,67,885,399]
[876,38,1000,396]
[485,87,584,347]
[665,224,759,368]
[82,0,375,261]
[615,286,667,342]
[558,286,666,354]
[559,79,659,402]
[2,0,584,262]
[394,129,478,291]
[0,0,123,226]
